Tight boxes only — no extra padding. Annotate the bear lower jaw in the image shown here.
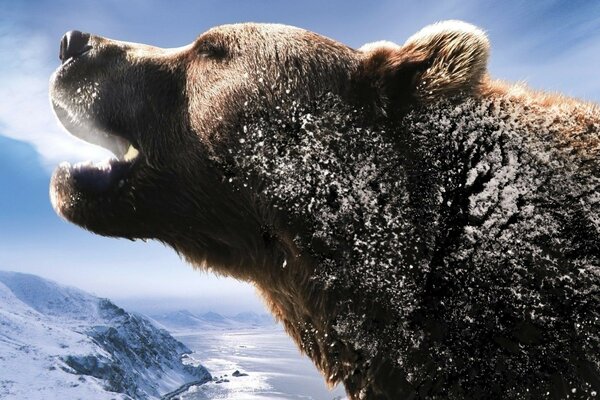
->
[49,123,145,236]
[50,157,140,226]
[54,157,138,195]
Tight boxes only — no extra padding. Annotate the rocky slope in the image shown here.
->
[0,271,211,399]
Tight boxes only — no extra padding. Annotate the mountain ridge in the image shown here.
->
[149,308,276,332]
[0,270,211,399]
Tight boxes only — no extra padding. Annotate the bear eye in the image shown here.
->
[197,40,228,59]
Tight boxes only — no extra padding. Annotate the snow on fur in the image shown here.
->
[224,91,600,398]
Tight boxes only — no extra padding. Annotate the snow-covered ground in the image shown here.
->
[173,327,347,400]
[0,271,210,399]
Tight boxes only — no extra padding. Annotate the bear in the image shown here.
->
[49,21,600,399]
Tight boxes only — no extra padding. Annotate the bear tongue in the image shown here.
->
[71,158,132,193]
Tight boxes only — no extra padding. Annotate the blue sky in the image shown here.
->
[0,1,599,314]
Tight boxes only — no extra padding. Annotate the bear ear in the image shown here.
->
[357,20,490,113]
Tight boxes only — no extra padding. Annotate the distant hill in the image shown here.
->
[150,309,276,332]
[0,271,211,399]
[230,311,276,326]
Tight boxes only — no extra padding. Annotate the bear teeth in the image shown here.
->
[123,145,139,162]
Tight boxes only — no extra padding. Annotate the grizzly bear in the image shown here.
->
[49,21,599,399]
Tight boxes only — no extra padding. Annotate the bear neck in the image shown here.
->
[217,93,447,387]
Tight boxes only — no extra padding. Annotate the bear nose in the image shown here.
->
[59,30,91,63]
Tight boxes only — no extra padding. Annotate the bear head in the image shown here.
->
[49,21,489,277]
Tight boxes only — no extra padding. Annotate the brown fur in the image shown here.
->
[49,21,600,399]
[354,20,489,117]
[482,78,600,155]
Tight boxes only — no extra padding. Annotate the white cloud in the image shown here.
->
[0,30,111,171]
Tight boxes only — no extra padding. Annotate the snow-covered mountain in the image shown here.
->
[0,271,211,399]
[150,310,275,332]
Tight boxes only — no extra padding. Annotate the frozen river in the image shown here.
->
[173,326,346,400]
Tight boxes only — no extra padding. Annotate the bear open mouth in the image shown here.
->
[52,103,141,194]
